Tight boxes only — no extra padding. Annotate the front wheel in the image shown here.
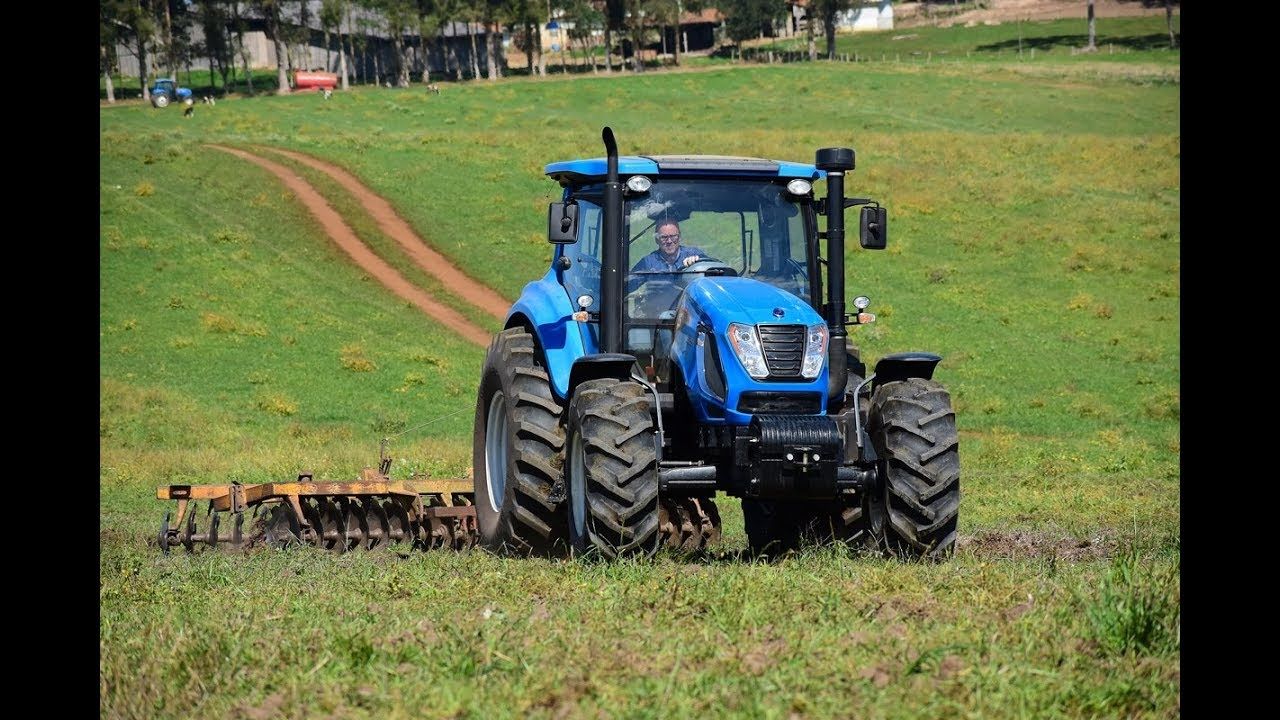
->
[866,378,960,559]
[566,378,660,558]
[472,328,569,555]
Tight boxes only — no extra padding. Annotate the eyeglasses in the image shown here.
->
[656,234,680,242]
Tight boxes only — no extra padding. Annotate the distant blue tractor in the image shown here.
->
[473,127,959,559]
[149,78,193,108]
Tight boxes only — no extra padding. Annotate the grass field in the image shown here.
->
[100,25,1179,718]
[752,16,1179,66]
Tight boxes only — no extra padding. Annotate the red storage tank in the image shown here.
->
[294,71,338,91]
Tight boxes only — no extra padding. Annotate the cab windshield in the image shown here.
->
[622,178,811,319]
[559,178,813,366]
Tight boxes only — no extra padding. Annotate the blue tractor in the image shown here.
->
[150,78,193,108]
[473,127,959,559]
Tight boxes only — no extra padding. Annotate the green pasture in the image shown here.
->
[753,15,1180,67]
[101,37,1179,719]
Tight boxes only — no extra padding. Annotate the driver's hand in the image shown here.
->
[681,255,701,268]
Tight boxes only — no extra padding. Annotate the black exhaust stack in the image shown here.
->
[600,127,624,354]
[815,147,855,401]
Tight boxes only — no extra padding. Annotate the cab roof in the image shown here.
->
[544,155,824,186]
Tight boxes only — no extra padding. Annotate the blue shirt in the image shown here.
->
[630,245,711,273]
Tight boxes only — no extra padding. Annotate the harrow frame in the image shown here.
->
[156,467,477,554]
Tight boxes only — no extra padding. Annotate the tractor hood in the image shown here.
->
[683,276,823,330]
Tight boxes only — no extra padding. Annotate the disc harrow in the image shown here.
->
[156,467,476,554]
[658,496,722,552]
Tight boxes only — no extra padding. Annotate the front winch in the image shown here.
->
[738,414,843,498]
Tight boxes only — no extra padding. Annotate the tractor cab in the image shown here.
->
[548,158,831,388]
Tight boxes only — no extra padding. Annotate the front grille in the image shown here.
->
[757,324,806,378]
[738,392,822,414]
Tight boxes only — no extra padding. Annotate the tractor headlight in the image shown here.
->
[801,323,828,379]
[786,179,813,196]
[727,323,769,379]
[626,175,652,193]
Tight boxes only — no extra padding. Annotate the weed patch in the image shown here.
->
[1083,547,1179,656]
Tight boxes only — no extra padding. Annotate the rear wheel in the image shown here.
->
[866,378,960,559]
[152,93,169,108]
[473,328,569,555]
[566,378,660,558]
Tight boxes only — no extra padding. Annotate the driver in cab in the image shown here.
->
[630,219,713,273]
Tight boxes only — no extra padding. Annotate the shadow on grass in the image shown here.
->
[977,32,1178,53]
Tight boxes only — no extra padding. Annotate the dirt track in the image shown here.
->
[255,146,510,321]
[207,144,497,347]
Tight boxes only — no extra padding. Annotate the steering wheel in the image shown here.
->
[681,260,738,277]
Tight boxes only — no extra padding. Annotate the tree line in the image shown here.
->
[99,0,873,102]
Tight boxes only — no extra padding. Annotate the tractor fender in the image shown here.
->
[505,269,587,402]
[568,354,639,397]
[872,352,942,386]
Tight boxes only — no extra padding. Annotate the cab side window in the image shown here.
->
[562,199,603,306]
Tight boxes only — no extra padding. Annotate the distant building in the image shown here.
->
[787,1,894,35]
[113,1,497,84]
[541,5,724,56]
[838,1,894,31]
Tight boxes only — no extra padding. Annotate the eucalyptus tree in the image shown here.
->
[100,0,130,102]
[806,0,815,61]
[1163,0,1178,48]
[564,0,605,73]
[414,0,445,83]
[649,0,679,66]
[375,0,418,86]
[156,0,197,83]
[482,0,504,80]
[457,0,483,79]
[622,0,655,72]
[603,0,622,72]
[1085,0,1097,51]
[196,0,233,91]
[812,0,849,60]
[510,0,544,76]
[432,0,467,80]
[320,0,351,87]
[127,0,158,100]
[257,0,292,92]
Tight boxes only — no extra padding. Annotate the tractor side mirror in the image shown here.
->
[547,202,578,244]
[859,205,887,250]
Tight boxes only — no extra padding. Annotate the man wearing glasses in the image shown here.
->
[630,219,713,273]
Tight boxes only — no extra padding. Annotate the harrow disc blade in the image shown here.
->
[425,514,452,551]
[300,498,326,549]
[158,512,171,556]
[695,497,722,546]
[262,504,301,548]
[657,498,694,551]
[207,511,221,548]
[182,508,198,553]
[340,497,368,551]
[314,497,346,552]
[361,498,390,550]
[451,517,476,551]
[382,499,413,545]
[658,497,722,553]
